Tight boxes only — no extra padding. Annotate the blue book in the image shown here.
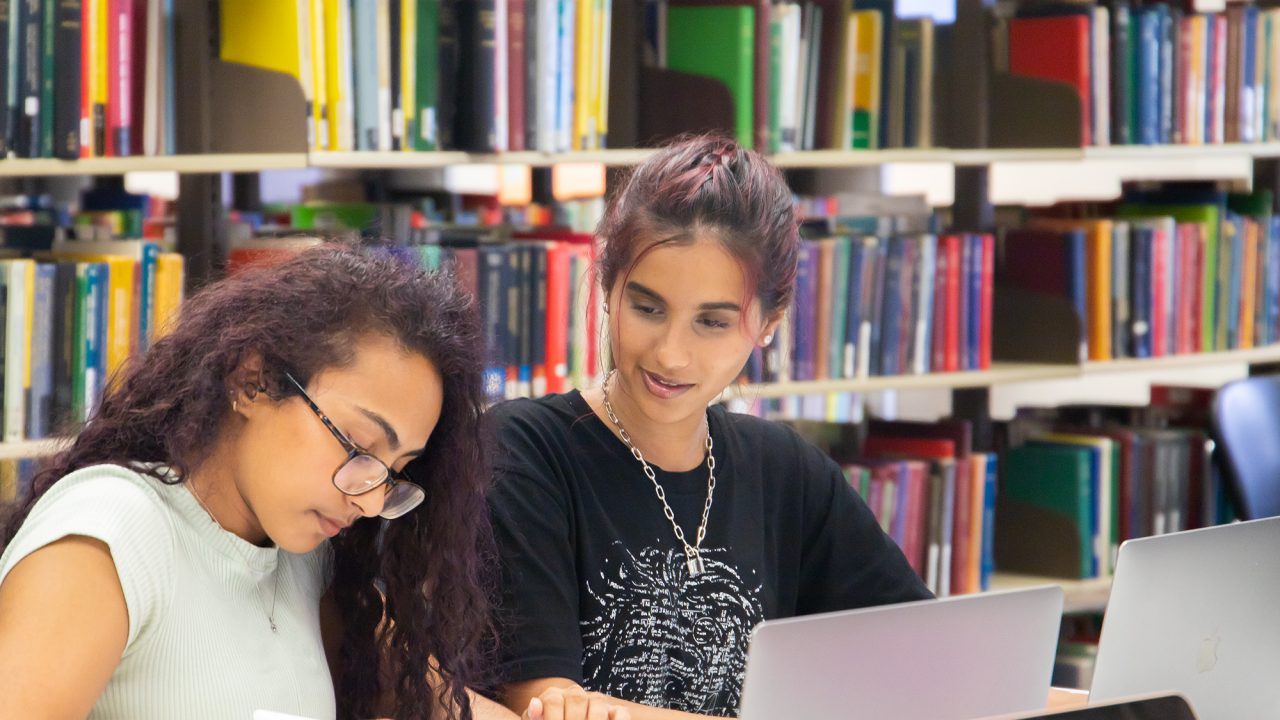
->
[477,246,508,402]
[1226,214,1244,349]
[844,238,868,378]
[139,242,159,353]
[793,242,820,381]
[27,264,56,439]
[1158,6,1173,144]
[1268,217,1280,346]
[1244,6,1260,142]
[352,0,380,151]
[1131,226,1153,358]
[915,236,936,375]
[1134,7,1161,145]
[879,238,906,377]
[892,462,911,549]
[85,262,108,420]
[980,453,998,590]
[556,0,576,151]
[966,234,984,370]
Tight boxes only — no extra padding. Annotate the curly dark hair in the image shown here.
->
[0,244,496,719]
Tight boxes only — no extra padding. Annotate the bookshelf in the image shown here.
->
[0,439,68,461]
[0,155,310,178]
[1083,346,1280,375]
[728,363,1079,400]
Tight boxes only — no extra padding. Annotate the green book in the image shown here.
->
[414,0,440,150]
[290,203,379,232]
[1117,204,1219,352]
[40,0,54,157]
[768,14,781,152]
[998,444,1094,578]
[666,5,754,147]
[71,264,88,424]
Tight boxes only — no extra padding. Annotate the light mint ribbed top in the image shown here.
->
[0,464,337,720]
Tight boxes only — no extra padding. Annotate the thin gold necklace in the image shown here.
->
[187,483,281,633]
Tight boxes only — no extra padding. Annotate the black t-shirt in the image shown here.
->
[488,391,931,717]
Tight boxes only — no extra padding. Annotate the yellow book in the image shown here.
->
[325,0,352,151]
[574,0,595,150]
[595,0,611,146]
[220,0,302,78]
[93,0,108,147]
[0,461,15,503]
[153,253,186,338]
[52,252,136,379]
[851,10,883,149]
[401,0,417,151]
[311,0,330,150]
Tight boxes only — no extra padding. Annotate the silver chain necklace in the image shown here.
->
[601,370,717,578]
[188,484,281,633]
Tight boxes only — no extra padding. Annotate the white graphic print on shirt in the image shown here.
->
[580,543,765,716]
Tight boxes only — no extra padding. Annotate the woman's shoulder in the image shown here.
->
[31,463,174,521]
[714,407,824,459]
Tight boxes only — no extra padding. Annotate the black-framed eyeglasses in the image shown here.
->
[283,372,425,520]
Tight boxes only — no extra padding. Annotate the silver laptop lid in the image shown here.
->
[738,586,1064,720]
[1090,517,1280,720]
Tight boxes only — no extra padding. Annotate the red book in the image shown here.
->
[80,0,94,158]
[508,0,526,151]
[106,0,134,156]
[931,236,948,372]
[949,458,972,594]
[902,461,929,579]
[1177,224,1197,354]
[1190,223,1205,352]
[1151,225,1168,357]
[1008,16,1092,146]
[978,233,994,369]
[544,243,571,394]
[128,0,147,156]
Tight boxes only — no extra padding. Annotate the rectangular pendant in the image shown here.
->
[686,555,705,578]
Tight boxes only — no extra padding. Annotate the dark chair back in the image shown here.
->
[1211,376,1280,520]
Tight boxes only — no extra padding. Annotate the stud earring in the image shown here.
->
[762,334,774,347]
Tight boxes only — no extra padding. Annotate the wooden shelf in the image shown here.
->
[725,362,1078,400]
[311,149,657,169]
[1083,345,1280,375]
[3,143,1280,177]
[0,154,309,177]
[0,438,69,460]
[989,572,1113,614]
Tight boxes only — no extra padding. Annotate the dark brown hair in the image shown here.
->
[1,245,494,719]
[595,134,800,319]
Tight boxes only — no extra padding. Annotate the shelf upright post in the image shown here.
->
[174,0,227,290]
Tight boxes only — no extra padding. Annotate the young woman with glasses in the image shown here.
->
[488,137,933,719]
[0,246,583,719]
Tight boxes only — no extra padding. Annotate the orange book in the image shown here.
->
[1240,218,1258,349]
[814,239,835,380]
[968,453,987,592]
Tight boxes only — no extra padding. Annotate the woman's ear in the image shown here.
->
[228,351,268,418]
[758,313,784,348]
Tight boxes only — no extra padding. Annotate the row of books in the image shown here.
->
[228,227,606,403]
[840,418,997,598]
[0,0,178,160]
[1002,188,1280,362]
[0,458,39,504]
[995,387,1232,580]
[1007,1,1280,147]
[222,0,614,155]
[742,232,994,386]
[0,244,186,442]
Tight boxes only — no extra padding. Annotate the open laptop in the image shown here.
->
[1089,516,1280,720]
[979,692,1198,719]
[737,586,1064,720]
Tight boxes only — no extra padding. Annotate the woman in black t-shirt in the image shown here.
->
[490,136,932,720]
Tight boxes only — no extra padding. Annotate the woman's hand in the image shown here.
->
[523,686,630,720]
